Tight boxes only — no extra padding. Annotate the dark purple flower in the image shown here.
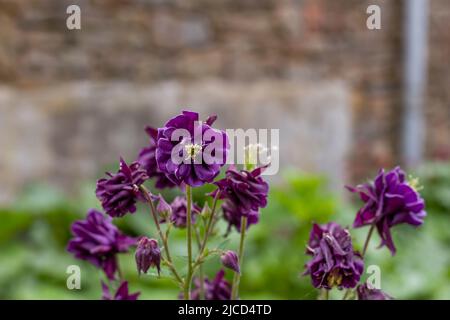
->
[137,126,177,189]
[303,222,364,290]
[168,196,201,228]
[96,158,149,218]
[67,209,136,280]
[102,281,140,300]
[347,166,427,255]
[156,111,229,187]
[221,250,240,274]
[213,165,268,232]
[357,283,393,300]
[191,270,232,300]
[222,199,260,233]
[135,237,161,276]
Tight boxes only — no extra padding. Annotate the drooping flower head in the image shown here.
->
[190,270,232,300]
[96,158,149,218]
[213,165,269,232]
[221,250,240,274]
[102,281,140,300]
[135,237,161,276]
[67,209,136,279]
[357,283,393,300]
[167,196,201,228]
[304,222,364,290]
[222,199,259,233]
[347,166,427,255]
[137,126,176,189]
[156,111,229,187]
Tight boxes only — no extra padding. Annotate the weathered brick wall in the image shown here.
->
[0,0,448,202]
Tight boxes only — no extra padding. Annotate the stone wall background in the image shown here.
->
[0,0,449,203]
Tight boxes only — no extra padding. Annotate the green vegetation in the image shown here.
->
[0,163,449,299]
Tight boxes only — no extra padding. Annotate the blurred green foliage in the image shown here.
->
[0,163,449,299]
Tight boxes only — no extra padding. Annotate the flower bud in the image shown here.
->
[200,202,211,219]
[156,194,172,220]
[220,250,240,274]
[135,237,161,275]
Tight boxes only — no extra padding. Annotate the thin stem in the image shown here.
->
[183,185,193,300]
[198,191,221,255]
[139,185,183,285]
[231,216,248,300]
[362,223,376,257]
[320,289,329,300]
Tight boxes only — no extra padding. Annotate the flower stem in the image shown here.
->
[362,223,376,257]
[198,191,221,255]
[184,185,193,300]
[320,289,329,300]
[139,185,183,285]
[231,216,248,300]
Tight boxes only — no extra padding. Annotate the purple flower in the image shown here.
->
[347,166,427,255]
[96,158,149,218]
[213,165,268,232]
[156,111,229,187]
[222,199,260,233]
[67,209,136,280]
[357,283,393,300]
[168,196,201,228]
[102,281,140,300]
[135,237,161,276]
[137,126,176,189]
[304,222,364,290]
[221,250,240,274]
[191,270,232,300]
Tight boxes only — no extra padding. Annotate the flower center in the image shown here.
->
[327,268,343,288]
[184,143,202,160]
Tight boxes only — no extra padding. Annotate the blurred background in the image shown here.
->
[0,0,449,299]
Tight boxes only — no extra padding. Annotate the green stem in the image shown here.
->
[198,191,221,255]
[139,185,183,285]
[231,216,247,300]
[183,185,193,300]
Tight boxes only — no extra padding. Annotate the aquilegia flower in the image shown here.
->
[347,166,427,255]
[156,110,229,187]
[191,270,232,300]
[96,158,149,218]
[156,194,172,220]
[67,209,136,279]
[137,126,176,189]
[221,250,240,274]
[102,281,140,300]
[357,283,393,300]
[303,222,364,290]
[135,237,161,276]
[213,165,268,232]
[168,196,201,228]
[222,199,260,233]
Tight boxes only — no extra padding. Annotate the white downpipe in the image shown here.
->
[402,0,429,167]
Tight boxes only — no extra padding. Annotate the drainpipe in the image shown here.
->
[402,0,429,167]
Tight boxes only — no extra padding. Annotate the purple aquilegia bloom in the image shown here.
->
[213,165,268,232]
[168,196,201,228]
[222,199,260,233]
[357,283,393,300]
[135,237,161,276]
[191,270,232,300]
[221,250,240,274]
[96,158,149,218]
[137,126,176,189]
[347,166,426,255]
[67,209,136,280]
[102,281,140,300]
[156,110,229,187]
[304,222,364,290]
